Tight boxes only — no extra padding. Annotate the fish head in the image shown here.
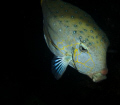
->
[73,31,109,82]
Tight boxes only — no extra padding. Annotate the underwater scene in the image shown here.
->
[3,0,120,105]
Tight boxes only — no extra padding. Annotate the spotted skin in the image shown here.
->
[41,0,109,82]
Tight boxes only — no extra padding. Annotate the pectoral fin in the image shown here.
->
[52,56,72,80]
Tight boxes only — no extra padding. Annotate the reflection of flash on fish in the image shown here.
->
[41,0,110,82]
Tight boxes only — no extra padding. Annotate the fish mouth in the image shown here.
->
[91,73,107,82]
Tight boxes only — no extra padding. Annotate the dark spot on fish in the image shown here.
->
[84,29,87,32]
[64,2,67,5]
[84,14,87,17]
[88,20,91,23]
[91,36,94,39]
[90,30,93,33]
[74,25,77,27]
[83,40,86,43]
[75,11,78,13]
[65,20,68,22]
[96,36,98,38]
[59,29,62,32]
[73,31,77,34]
[93,27,96,30]
[79,36,82,39]
[89,43,92,46]
[61,15,64,17]
[61,5,63,8]
[86,38,88,41]
[71,16,74,18]
[104,38,107,42]
[65,10,68,12]
[80,17,83,19]
[56,11,59,13]
[98,34,101,36]
[80,31,83,34]
[79,22,82,24]
[54,16,57,18]
[86,24,89,26]
[58,20,62,23]
[65,26,69,28]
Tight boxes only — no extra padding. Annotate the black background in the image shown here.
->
[3,0,120,105]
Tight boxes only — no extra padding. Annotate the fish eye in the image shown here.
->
[79,45,88,52]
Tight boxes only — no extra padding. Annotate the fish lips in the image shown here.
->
[91,73,107,82]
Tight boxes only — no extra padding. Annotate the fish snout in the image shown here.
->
[101,68,108,75]
[91,68,108,82]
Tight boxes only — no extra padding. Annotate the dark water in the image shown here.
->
[3,0,120,105]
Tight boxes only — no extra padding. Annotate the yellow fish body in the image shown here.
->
[41,0,109,82]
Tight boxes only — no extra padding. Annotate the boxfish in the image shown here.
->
[41,0,110,82]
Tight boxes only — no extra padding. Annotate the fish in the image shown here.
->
[41,0,110,82]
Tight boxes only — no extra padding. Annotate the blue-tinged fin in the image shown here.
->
[52,56,72,80]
